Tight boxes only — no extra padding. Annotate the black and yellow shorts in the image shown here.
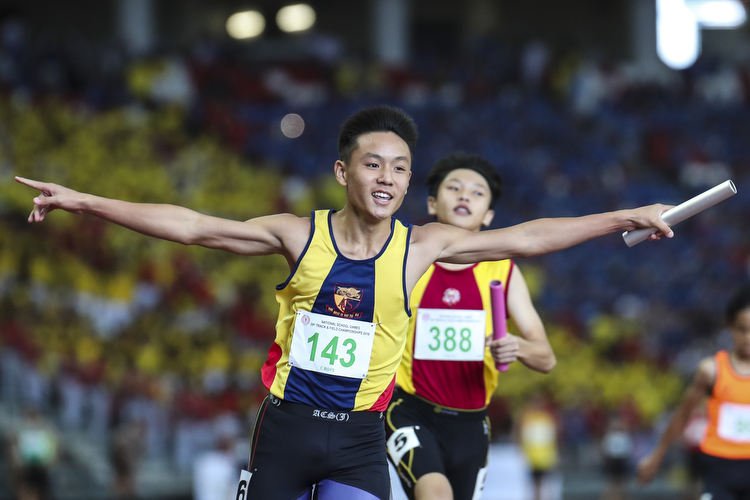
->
[385,388,490,500]
[245,395,390,500]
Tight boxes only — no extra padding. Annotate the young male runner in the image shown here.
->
[17,106,673,500]
[637,284,750,500]
[385,153,555,500]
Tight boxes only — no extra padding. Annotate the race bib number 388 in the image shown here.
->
[414,308,487,361]
[289,311,376,379]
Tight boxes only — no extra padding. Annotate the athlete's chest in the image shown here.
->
[421,267,483,309]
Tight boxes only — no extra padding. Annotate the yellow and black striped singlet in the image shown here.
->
[261,210,412,411]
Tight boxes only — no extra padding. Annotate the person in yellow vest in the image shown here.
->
[385,153,555,500]
[637,284,750,499]
[17,105,673,500]
[518,395,559,500]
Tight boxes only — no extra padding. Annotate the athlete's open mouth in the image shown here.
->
[373,191,393,202]
[454,204,471,215]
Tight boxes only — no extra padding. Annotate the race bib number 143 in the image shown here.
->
[289,311,376,379]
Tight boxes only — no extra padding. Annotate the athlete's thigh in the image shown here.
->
[444,418,490,500]
[313,479,384,500]
[385,399,445,497]
[325,419,391,500]
[245,399,323,499]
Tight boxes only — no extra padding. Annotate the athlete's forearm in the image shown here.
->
[509,212,631,257]
[19,177,295,257]
[81,194,205,245]
[650,406,691,462]
[499,206,669,259]
[515,335,556,373]
[442,205,671,264]
[650,383,707,464]
[650,363,713,461]
[19,176,207,245]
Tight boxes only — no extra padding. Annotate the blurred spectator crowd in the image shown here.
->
[1,15,750,492]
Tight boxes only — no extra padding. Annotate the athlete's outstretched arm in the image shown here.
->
[636,357,715,485]
[15,177,307,261]
[489,266,555,373]
[415,205,673,267]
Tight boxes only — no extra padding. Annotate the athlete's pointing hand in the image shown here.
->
[16,176,87,223]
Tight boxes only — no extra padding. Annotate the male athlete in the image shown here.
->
[385,152,555,500]
[637,284,750,499]
[17,106,673,500]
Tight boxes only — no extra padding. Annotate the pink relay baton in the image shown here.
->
[490,280,509,372]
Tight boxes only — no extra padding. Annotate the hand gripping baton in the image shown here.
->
[622,180,737,247]
[490,280,509,372]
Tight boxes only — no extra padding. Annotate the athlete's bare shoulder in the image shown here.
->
[410,222,450,263]
[207,212,311,264]
[406,222,468,292]
[694,355,718,390]
[410,221,477,263]
[243,213,311,263]
[410,221,463,248]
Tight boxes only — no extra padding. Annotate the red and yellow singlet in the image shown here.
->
[395,260,513,410]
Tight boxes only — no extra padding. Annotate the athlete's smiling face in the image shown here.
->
[731,308,750,359]
[427,168,494,232]
[335,131,412,221]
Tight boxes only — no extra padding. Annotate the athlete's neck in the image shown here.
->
[729,350,750,376]
[330,209,392,260]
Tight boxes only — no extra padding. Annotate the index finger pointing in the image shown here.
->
[15,176,41,188]
[15,176,53,194]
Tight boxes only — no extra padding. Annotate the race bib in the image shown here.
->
[717,402,750,442]
[414,308,486,361]
[387,426,421,465]
[235,469,253,500]
[289,311,376,379]
[472,466,488,500]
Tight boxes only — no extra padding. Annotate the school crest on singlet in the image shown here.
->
[442,288,461,306]
[329,284,364,318]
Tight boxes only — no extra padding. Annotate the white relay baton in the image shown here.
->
[623,180,737,247]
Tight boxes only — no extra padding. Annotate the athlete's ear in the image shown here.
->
[482,209,495,228]
[426,196,437,216]
[334,160,347,187]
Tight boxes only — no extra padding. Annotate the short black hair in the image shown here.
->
[338,106,418,165]
[726,284,750,323]
[426,152,503,207]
